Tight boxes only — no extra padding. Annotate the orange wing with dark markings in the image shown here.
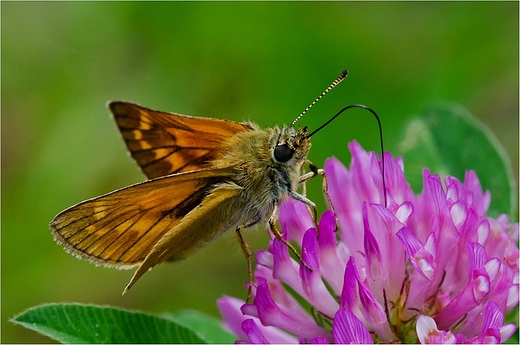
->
[50,168,235,269]
[109,101,254,179]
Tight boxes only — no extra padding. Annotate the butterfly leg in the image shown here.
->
[298,162,340,232]
[294,161,323,234]
[267,204,313,271]
[303,165,339,232]
[288,190,319,224]
[299,161,321,196]
[319,168,336,215]
[236,215,262,303]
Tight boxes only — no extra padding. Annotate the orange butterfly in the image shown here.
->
[50,71,348,294]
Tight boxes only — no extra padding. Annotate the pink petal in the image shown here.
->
[279,198,314,244]
[416,315,456,344]
[309,336,330,344]
[218,296,251,341]
[270,232,304,296]
[317,210,345,294]
[300,227,338,317]
[253,277,330,341]
[340,257,359,311]
[332,309,373,344]
[241,319,269,344]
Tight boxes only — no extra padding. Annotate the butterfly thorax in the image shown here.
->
[210,125,311,210]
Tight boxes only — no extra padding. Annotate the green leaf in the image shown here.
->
[396,103,517,219]
[163,310,237,344]
[11,303,206,344]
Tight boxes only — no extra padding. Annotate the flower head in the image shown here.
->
[219,141,519,343]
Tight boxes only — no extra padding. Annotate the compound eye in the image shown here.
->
[273,144,294,163]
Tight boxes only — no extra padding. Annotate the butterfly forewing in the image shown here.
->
[50,168,234,268]
[109,102,253,179]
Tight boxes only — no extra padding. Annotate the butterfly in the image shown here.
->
[50,71,349,294]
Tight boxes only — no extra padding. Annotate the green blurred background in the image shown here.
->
[2,2,518,343]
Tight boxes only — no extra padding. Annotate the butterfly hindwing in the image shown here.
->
[50,168,236,269]
[123,177,246,292]
[109,101,254,179]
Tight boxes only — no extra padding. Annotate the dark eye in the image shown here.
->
[273,144,294,163]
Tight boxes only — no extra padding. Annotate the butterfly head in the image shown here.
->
[272,126,311,165]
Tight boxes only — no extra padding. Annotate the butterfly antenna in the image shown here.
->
[308,104,387,206]
[291,70,348,126]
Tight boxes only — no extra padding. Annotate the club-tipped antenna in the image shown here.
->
[308,104,387,206]
[291,70,348,127]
